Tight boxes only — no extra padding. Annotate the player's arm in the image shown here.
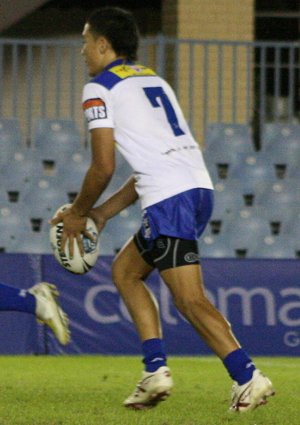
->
[89,175,138,230]
[51,127,115,256]
[71,127,115,216]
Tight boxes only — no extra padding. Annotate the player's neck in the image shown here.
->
[104,54,127,69]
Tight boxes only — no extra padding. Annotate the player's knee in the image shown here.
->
[111,258,126,287]
[112,257,140,288]
[173,293,209,317]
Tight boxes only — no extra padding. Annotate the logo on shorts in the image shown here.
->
[142,212,151,239]
[184,252,200,263]
[157,239,166,249]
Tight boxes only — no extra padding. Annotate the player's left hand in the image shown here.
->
[50,208,90,258]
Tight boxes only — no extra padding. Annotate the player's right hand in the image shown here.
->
[88,209,106,233]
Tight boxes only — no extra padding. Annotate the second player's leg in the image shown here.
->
[160,264,240,359]
[112,237,161,341]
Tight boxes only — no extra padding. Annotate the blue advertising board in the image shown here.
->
[0,254,299,356]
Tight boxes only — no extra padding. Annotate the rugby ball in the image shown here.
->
[49,204,99,274]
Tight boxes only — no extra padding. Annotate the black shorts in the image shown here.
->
[133,228,200,272]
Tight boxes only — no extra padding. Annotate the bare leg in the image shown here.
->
[161,264,240,359]
[112,238,161,341]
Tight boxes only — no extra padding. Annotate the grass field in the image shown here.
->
[0,355,298,425]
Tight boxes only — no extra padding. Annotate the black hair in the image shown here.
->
[86,7,139,61]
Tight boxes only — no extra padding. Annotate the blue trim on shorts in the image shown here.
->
[141,188,214,241]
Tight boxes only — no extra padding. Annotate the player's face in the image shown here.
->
[81,24,106,77]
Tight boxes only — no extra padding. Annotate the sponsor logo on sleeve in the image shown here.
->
[82,98,107,122]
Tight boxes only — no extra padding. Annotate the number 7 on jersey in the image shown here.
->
[143,87,185,137]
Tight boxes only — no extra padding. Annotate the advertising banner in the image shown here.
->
[0,254,299,356]
[42,256,300,356]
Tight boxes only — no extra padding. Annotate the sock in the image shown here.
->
[142,338,167,372]
[223,348,256,385]
[0,281,36,314]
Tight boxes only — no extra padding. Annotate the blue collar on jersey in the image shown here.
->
[91,58,135,89]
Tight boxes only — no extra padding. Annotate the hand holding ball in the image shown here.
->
[49,204,99,274]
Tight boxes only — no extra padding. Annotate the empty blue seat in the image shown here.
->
[203,149,246,180]
[199,234,236,258]
[228,152,278,194]
[0,203,32,237]
[256,180,300,216]
[249,235,297,259]
[225,209,272,245]
[33,118,82,156]
[0,182,10,203]
[205,123,254,152]
[103,203,141,252]
[285,162,300,179]
[1,150,44,186]
[280,212,300,238]
[97,230,117,255]
[114,149,133,179]
[213,180,245,215]
[25,177,69,216]
[0,230,17,253]
[262,123,300,150]
[204,124,255,180]
[201,154,221,184]
[57,151,90,194]
[261,123,300,166]
[0,178,30,203]
[0,118,23,166]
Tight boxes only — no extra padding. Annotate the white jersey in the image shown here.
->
[82,59,213,209]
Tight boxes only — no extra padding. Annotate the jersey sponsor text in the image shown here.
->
[83,98,107,122]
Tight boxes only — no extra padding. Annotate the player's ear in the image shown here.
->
[97,36,110,54]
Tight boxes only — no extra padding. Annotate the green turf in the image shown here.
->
[0,356,298,425]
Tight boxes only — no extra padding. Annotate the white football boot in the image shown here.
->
[28,282,70,345]
[124,366,173,410]
[230,369,275,412]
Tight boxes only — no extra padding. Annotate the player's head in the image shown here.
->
[82,7,139,76]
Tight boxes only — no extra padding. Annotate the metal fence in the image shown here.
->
[0,35,300,146]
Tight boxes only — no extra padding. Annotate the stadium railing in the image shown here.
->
[0,36,300,146]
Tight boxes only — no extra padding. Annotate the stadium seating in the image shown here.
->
[1,114,298,259]
[25,176,70,217]
[228,151,278,195]
[224,207,272,249]
[213,180,245,215]
[0,118,23,167]
[204,124,256,180]
[262,123,300,152]
[256,179,300,211]
[32,118,82,158]
[261,123,300,169]
[56,150,91,200]
[280,211,300,238]
[103,203,141,253]
[249,235,297,259]
[0,177,29,203]
[98,230,119,255]
[205,123,254,151]
[199,234,236,258]
[285,161,300,179]
[0,203,33,236]
[1,149,44,184]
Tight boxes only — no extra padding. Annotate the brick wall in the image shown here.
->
[162,0,255,145]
